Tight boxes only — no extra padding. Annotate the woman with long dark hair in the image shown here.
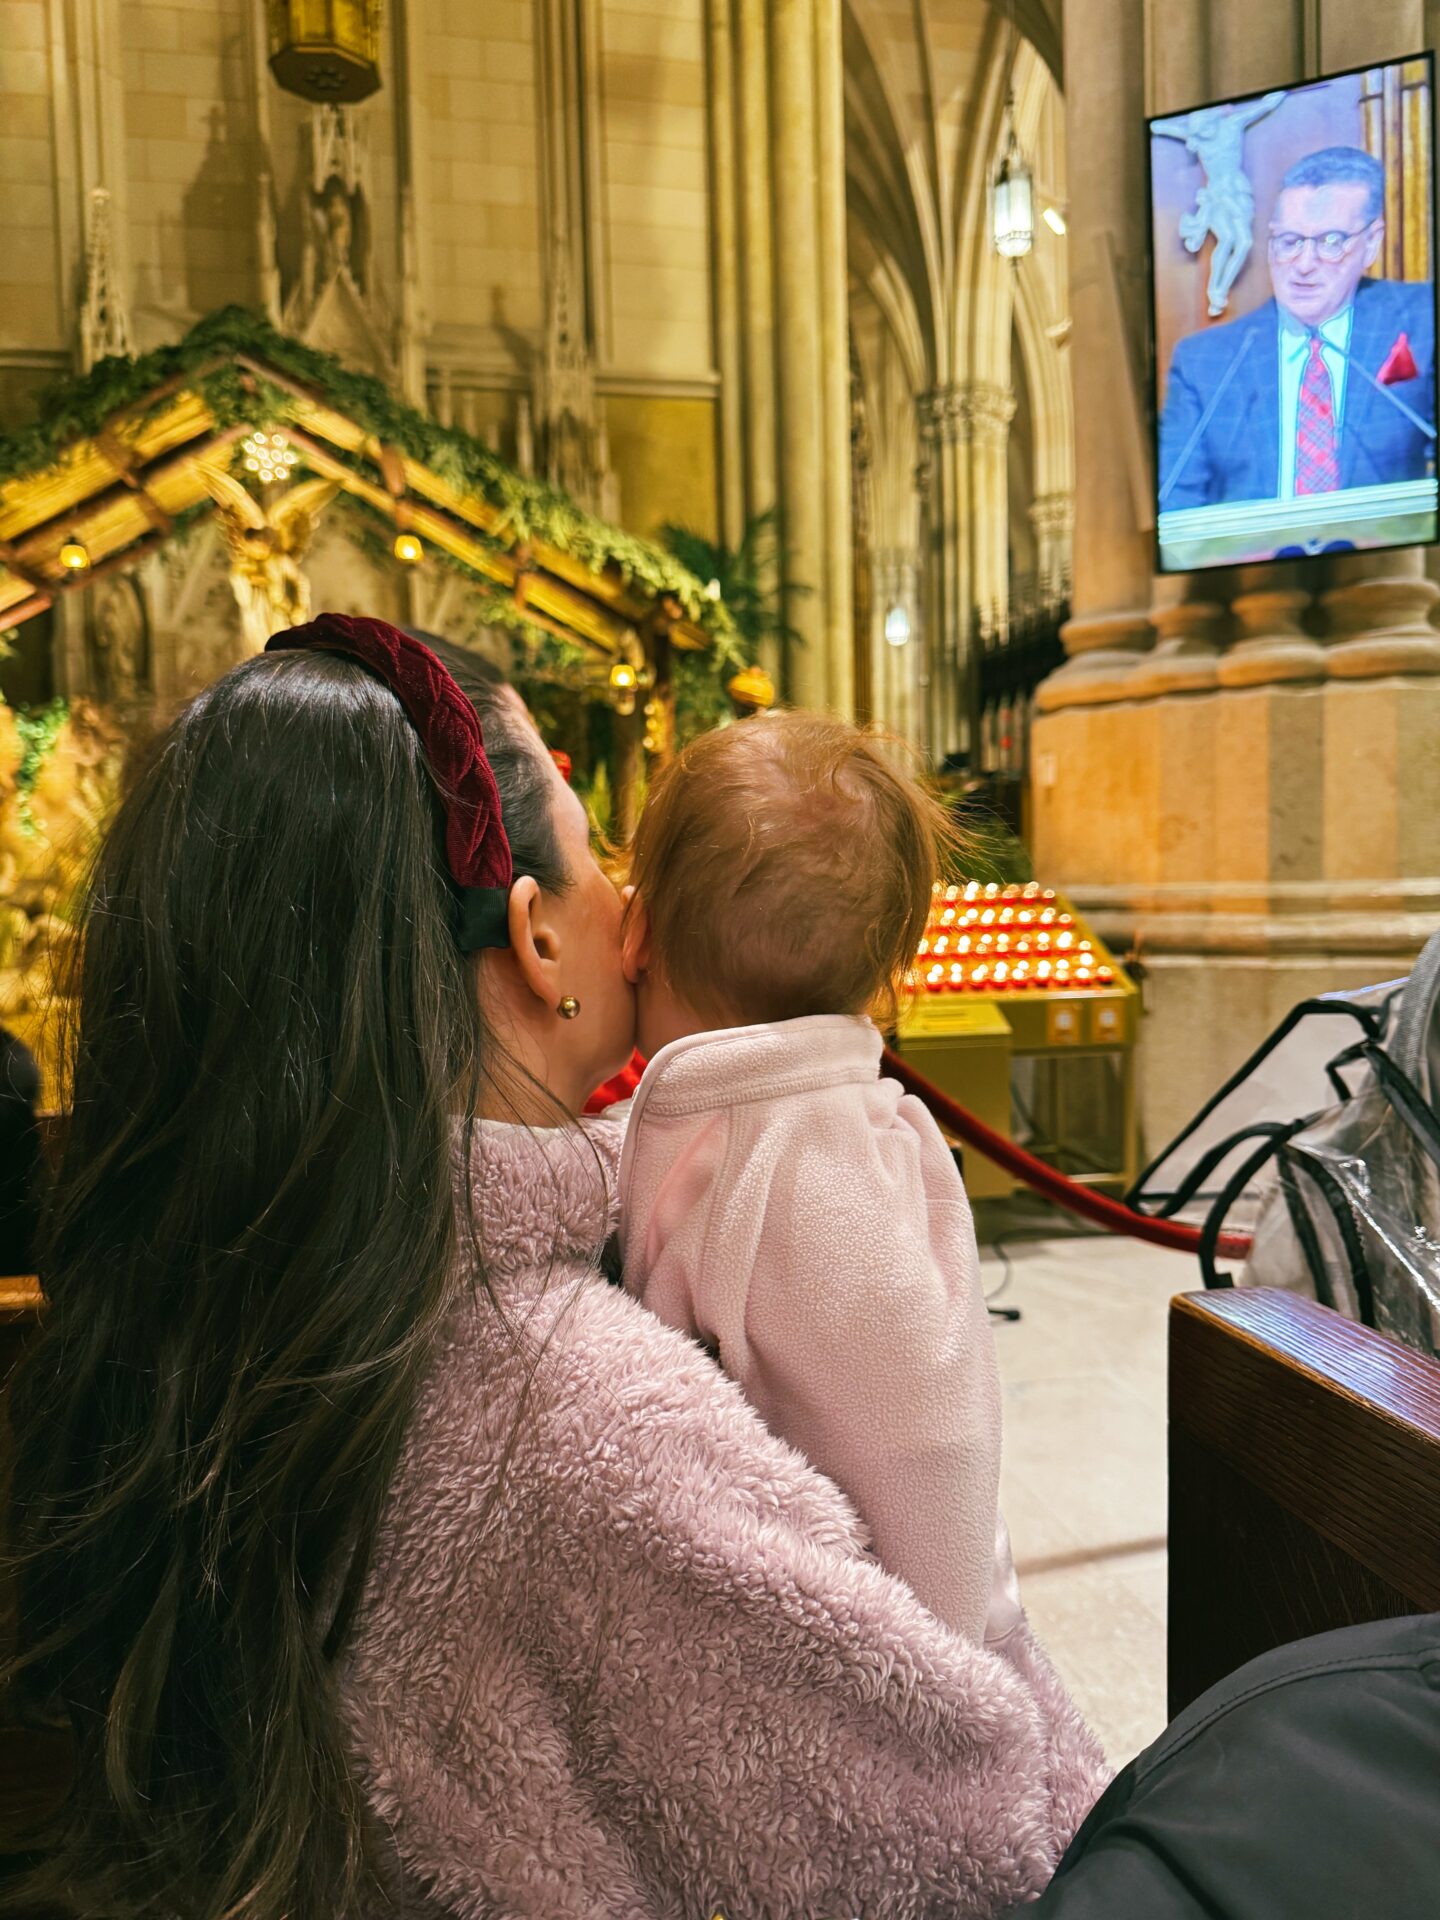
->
[1,616,1104,1920]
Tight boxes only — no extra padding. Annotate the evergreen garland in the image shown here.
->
[14,699,67,793]
[0,306,732,644]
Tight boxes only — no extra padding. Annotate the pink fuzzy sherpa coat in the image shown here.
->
[340,1112,1108,1920]
[619,1014,1004,1645]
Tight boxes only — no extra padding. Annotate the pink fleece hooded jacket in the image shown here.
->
[620,1014,1008,1645]
[340,1111,1107,1920]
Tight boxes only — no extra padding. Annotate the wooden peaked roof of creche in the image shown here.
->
[0,307,724,659]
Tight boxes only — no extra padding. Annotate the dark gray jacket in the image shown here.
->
[1022,1613,1440,1918]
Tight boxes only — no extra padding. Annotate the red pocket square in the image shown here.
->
[1378,332,1419,385]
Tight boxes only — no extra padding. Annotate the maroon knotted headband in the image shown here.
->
[264,614,513,952]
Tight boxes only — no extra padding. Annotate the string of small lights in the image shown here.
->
[240,429,300,485]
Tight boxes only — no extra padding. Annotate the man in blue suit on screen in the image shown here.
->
[1159,147,1436,509]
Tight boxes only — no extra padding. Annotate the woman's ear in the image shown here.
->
[506,875,561,1007]
[621,890,651,986]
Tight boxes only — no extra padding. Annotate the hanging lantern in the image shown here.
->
[59,532,91,572]
[393,530,423,565]
[884,603,912,649]
[992,121,1034,259]
[266,1,384,105]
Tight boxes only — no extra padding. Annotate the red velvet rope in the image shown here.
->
[881,1046,1253,1263]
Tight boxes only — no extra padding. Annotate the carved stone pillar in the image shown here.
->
[1028,491,1073,600]
[770,0,827,707]
[1218,589,1324,686]
[69,0,133,367]
[963,381,1014,756]
[1311,0,1435,659]
[814,0,853,719]
[1132,599,1227,697]
[1034,0,1153,711]
[719,0,851,711]
[1037,611,1153,711]
[917,386,969,760]
[966,380,1017,620]
[911,440,936,760]
[707,0,746,549]
[872,546,923,746]
[1322,577,1440,677]
[1035,0,1440,1170]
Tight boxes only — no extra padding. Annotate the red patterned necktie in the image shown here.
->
[1294,334,1340,494]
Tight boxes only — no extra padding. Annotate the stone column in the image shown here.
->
[1324,579,1440,675]
[1315,0,1440,667]
[69,0,134,365]
[1034,0,1153,711]
[733,0,779,684]
[706,0,747,549]
[1133,0,1257,700]
[918,388,970,760]
[814,0,854,719]
[769,0,843,710]
[910,449,936,760]
[1316,0,1440,927]
[872,546,922,745]
[1218,588,1324,685]
[964,381,1015,754]
[393,0,434,408]
[723,0,851,712]
[1028,491,1073,600]
[1038,0,1440,1161]
[1131,598,1227,697]
[966,381,1017,620]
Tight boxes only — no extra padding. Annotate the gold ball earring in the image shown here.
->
[557,995,581,1020]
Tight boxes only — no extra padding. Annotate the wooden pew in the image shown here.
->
[1168,1288,1440,1719]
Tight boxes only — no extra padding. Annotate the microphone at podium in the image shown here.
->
[1309,323,1438,446]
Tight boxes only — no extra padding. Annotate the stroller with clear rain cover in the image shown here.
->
[1127,930,1440,1358]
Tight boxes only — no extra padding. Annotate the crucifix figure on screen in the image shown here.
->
[1154,91,1287,316]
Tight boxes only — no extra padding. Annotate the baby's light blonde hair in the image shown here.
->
[627,710,957,1027]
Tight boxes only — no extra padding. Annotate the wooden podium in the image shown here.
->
[1159,478,1438,571]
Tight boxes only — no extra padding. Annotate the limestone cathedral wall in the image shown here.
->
[0,0,719,551]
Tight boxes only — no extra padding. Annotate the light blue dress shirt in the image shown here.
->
[1278,305,1352,497]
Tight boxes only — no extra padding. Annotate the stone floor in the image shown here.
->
[977,1209,1197,1768]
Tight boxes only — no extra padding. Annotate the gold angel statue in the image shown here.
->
[197,464,340,653]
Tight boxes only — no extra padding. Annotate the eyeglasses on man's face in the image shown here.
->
[1267,224,1377,265]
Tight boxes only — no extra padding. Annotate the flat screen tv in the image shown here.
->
[1148,54,1438,574]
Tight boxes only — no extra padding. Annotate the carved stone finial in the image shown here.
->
[79,187,133,371]
[257,170,283,328]
[531,230,619,516]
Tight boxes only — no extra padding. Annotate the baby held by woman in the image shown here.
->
[620,712,1020,1645]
